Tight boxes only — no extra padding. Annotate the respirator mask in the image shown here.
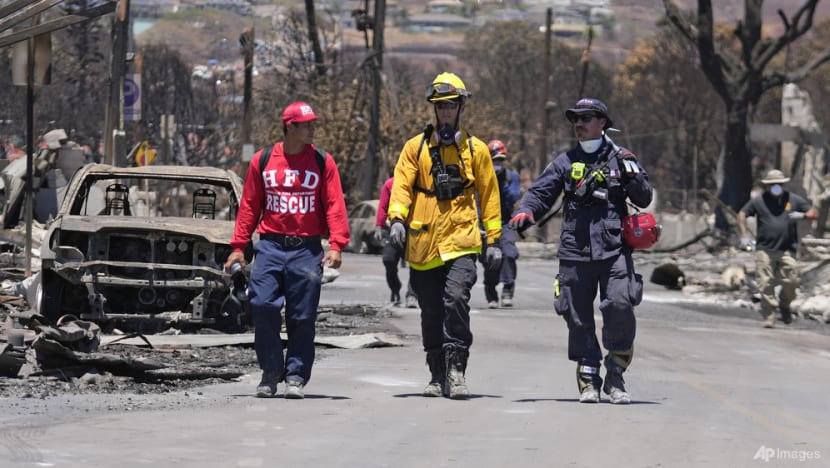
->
[770,184,783,196]
[437,123,460,146]
[579,138,603,153]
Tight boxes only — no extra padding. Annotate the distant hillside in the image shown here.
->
[136,1,830,68]
[135,9,262,66]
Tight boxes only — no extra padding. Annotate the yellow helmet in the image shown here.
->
[426,72,471,102]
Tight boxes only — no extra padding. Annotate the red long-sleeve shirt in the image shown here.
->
[375,176,394,228]
[231,143,350,252]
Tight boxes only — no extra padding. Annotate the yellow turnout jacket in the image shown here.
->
[388,128,501,270]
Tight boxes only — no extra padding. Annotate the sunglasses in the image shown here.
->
[569,114,599,123]
[434,100,460,110]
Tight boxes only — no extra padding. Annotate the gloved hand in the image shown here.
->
[389,221,406,248]
[373,227,384,243]
[739,236,754,251]
[508,212,535,231]
[485,245,503,272]
[619,151,640,183]
[788,211,806,220]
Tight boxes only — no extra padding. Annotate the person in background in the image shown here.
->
[388,72,502,399]
[4,135,25,161]
[482,139,521,308]
[737,169,818,328]
[225,101,350,399]
[374,175,418,307]
[509,98,652,405]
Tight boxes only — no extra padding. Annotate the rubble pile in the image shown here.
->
[642,247,830,324]
[0,280,397,399]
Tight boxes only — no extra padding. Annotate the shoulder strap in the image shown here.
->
[314,147,326,176]
[258,145,274,173]
[417,124,434,162]
[260,144,325,176]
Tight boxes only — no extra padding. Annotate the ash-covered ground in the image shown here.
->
[2,248,829,403]
[0,302,400,400]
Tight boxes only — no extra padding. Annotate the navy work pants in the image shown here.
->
[410,254,477,353]
[555,254,639,367]
[249,237,324,384]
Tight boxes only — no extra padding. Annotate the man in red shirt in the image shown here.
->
[225,101,350,399]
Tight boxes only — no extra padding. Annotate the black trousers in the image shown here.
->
[410,254,477,353]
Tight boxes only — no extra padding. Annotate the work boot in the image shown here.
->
[780,308,793,325]
[284,379,305,399]
[406,295,418,308]
[576,362,601,403]
[488,301,499,309]
[763,313,776,328]
[502,283,515,307]
[603,368,631,405]
[390,290,401,307]
[255,370,279,398]
[423,350,445,397]
[445,348,470,400]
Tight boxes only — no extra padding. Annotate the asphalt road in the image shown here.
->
[1,253,828,467]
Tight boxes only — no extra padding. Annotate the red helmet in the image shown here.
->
[488,139,507,159]
[623,212,661,250]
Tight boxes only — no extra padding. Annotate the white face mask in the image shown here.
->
[579,138,603,153]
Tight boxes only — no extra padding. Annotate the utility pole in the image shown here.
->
[539,7,552,177]
[239,27,254,147]
[364,0,385,200]
[104,0,129,165]
[132,49,143,147]
[24,26,35,278]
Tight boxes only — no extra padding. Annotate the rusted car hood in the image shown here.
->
[53,215,236,243]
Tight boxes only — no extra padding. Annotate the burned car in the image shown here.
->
[345,199,382,254]
[34,164,250,329]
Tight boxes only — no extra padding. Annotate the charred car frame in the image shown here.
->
[35,164,251,329]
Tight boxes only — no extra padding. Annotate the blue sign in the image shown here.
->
[124,74,141,121]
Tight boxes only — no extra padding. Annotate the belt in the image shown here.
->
[261,233,320,249]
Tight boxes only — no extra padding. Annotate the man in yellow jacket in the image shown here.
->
[388,72,502,399]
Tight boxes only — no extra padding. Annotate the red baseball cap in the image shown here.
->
[282,101,320,125]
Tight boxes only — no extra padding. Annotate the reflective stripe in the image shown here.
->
[607,348,634,369]
[578,365,599,375]
[483,219,501,231]
[389,202,409,218]
[623,160,640,174]
[409,247,481,271]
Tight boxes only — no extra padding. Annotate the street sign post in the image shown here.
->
[124,74,141,121]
